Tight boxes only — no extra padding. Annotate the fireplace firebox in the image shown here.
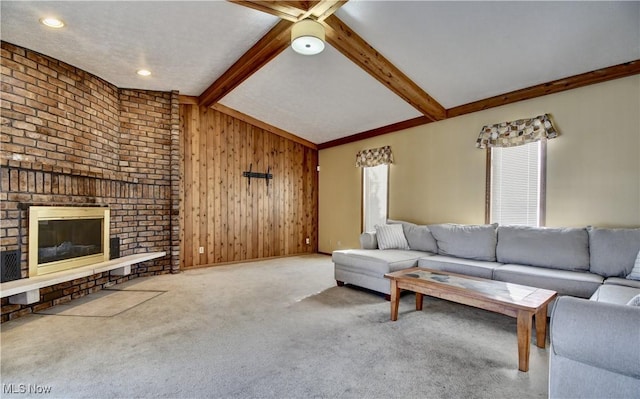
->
[28,206,110,276]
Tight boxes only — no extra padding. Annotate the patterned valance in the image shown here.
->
[476,114,558,149]
[355,145,393,168]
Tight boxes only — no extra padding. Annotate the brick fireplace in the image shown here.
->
[0,42,180,322]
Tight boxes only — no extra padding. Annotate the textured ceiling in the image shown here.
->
[219,45,421,144]
[337,1,640,108]
[1,1,639,145]
[1,1,279,94]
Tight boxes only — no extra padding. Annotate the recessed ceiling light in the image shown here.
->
[137,69,151,77]
[40,17,65,29]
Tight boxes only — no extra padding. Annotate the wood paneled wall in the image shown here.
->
[180,104,318,268]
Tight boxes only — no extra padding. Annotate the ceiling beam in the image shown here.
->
[228,1,348,22]
[321,15,447,122]
[306,1,349,21]
[447,59,640,118]
[227,1,302,22]
[317,116,433,150]
[198,20,293,107]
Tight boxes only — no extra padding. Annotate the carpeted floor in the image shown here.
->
[0,254,548,398]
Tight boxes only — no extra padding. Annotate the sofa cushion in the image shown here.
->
[375,224,409,250]
[590,284,640,305]
[627,250,640,280]
[387,220,438,253]
[493,264,603,298]
[603,277,640,289]
[332,249,431,278]
[588,226,640,277]
[417,255,502,280]
[496,225,590,271]
[428,223,498,261]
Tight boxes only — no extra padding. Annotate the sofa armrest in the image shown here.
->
[550,296,640,379]
[360,232,378,249]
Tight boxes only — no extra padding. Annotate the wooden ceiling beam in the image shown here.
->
[228,1,347,22]
[198,19,293,108]
[322,15,446,122]
[447,59,640,118]
[307,1,349,21]
[227,1,302,21]
[317,116,433,150]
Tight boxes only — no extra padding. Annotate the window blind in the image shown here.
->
[490,141,541,226]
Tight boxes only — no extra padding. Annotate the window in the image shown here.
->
[489,140,546,227]
[362,164,388,233]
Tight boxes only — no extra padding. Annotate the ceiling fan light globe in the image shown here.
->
[292,36,325,55]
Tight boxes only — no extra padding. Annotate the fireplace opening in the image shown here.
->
[29,206,110,276]
[38,219,103,264]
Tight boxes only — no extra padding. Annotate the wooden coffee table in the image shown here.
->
[385,267,557,372]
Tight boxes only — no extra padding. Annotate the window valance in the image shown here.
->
[476,114,558,149]
[355,145,394,168]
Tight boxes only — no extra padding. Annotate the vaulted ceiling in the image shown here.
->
[2,1,639,148]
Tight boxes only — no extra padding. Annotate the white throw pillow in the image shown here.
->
[626,250,640,281]
[375,224,409,250]
[626,294,640,307]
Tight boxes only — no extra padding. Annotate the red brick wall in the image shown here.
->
[1,42,180,322]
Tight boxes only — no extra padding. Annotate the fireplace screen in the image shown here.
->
[38,219,103,264]
[29,206,110,276]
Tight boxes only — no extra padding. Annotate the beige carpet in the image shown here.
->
[35,289,165,317]
[0,254,548,398]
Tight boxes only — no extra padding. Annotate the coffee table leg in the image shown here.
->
[416,292,423,311]
[535,306,548,349]
[516,310,532,372]
[390,280,400,321]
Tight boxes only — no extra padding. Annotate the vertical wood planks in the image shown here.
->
[180,105,318,268]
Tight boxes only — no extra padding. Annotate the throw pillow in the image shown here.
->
[626,250,640,281]
[375,224,409,250]
[626,294,640,306]
[387,220,438,253]
[403,224,438,253]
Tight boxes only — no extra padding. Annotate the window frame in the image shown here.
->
[485,139,547,227]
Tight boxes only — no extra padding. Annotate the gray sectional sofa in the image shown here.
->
[333,220,640,299]
[332,220,640,395]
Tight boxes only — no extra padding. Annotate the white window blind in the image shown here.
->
[363,164,388,233]
[490,141,542,227]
